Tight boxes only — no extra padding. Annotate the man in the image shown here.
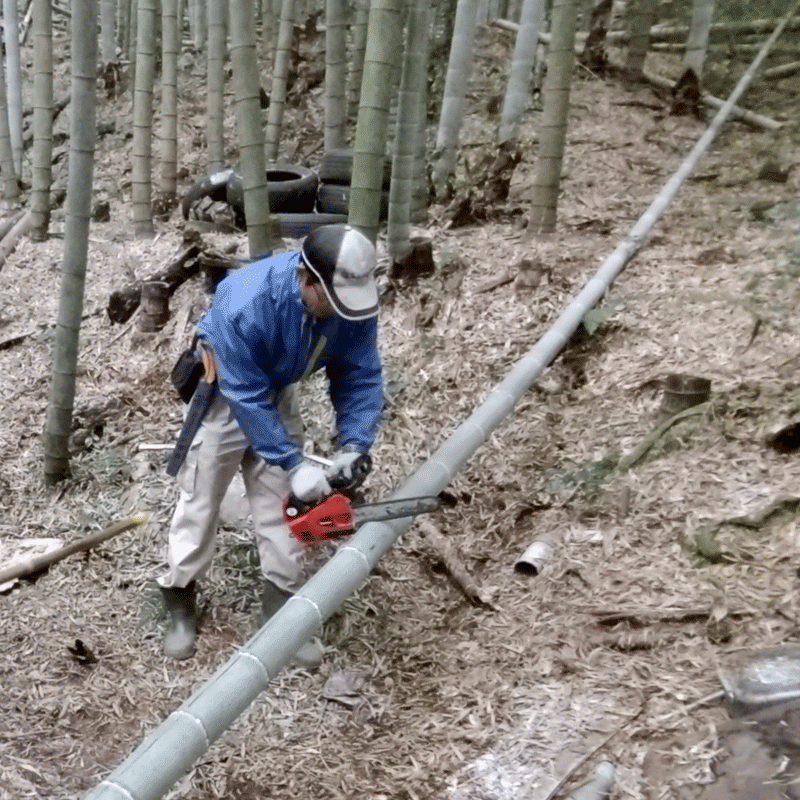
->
[157,223,382,665]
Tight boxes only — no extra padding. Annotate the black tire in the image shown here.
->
[226,163,319,215]
[316,182,350,215]
[273,212,348,239]
[316,182,390,222]
[181,167,235,219]
[318,148,392,190]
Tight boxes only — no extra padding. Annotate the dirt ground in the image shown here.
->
[2,19,800,800]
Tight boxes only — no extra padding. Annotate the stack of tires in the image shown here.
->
[181,162,348,238]
[315,148,391,222]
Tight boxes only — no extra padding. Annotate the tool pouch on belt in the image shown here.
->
[170,334,203,403]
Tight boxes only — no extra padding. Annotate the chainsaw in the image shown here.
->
[284,492,442,545]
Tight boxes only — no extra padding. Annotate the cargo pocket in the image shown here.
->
[176,438,202,495]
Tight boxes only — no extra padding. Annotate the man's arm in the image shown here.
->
[207,317,305,472]
[326,318,382,453]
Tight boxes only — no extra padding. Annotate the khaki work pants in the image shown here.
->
[158,387,307,593]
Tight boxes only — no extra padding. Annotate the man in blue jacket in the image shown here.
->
[157,224,382,664]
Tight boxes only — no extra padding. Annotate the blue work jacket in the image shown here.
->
[197,251,382,472]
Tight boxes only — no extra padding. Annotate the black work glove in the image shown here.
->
[326,451,372,492]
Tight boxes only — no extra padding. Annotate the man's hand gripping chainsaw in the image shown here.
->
[284,454,441,545]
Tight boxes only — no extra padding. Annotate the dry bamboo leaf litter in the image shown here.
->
[1,25,800,800]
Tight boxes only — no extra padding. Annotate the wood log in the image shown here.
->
[107,243,203,324]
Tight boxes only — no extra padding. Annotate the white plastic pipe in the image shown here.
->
[85,5,800,797]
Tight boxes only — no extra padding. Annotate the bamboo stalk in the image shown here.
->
[0,211,33,272]
[491,16,800,43]
[605,53,783,130]
[0,209,25,240]
[763,60,800,80]
[0,513,148,585]
[82,6,800,797]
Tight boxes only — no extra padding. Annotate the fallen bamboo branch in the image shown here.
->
[491,19,784,131]
[0,209,26,241]
[604,54,783,130]
[590,606,715,625]
[617,402,709,472]
[0,211,32,271]
[475,268,513,293]
[763,60,800,80]
[491,16,800,44]
[540,704,645,800]
[415,517,492,607]
[0,512,149,586]
[0,327,38,351]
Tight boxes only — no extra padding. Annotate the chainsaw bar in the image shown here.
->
[286,493,442,545]
[353,496,442,526]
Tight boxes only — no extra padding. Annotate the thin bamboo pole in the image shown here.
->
[84,4,800,797]
[0,514,148,586]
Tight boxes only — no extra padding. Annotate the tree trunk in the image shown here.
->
[131,0,156,238]
[158,0,180,211]
[346,0,370,121]
[265,0,296,161]
[206,0,227,171]
[683,0,715,77]
[410,32,431,224]
[101,0,117,63]
[431,0,479,199]
[349,0,403,243]
[191,0,207,49]
[325,0,348,150]
[387,0,431,263]
[29,0,53,240]
[3,0,24,176]
[43,0,98,485]
[118,0,132,60]
[261,0,276,67]
[0,34,20,202]
[498,0,545,142]
[526,0,578,236]
[625,0,657,78]
[230,0,274,257]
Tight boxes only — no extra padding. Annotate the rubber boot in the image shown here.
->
[160,581,198,660]
[260,580,324,668]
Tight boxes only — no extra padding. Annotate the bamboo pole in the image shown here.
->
[84,4,800,798]
[0,210,32,271]
[0,513,148,586]
[491,18,783,131]
[0,208,25,239]
[763,60,800,80]
[491,16,800,43]
[615,58,784,130]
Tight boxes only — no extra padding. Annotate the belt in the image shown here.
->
[166,345,217,478]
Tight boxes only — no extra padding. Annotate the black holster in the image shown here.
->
[170,334,203,403]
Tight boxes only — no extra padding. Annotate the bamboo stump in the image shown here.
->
[138,281,170,332]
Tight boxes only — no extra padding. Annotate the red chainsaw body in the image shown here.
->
[286,493,355,544]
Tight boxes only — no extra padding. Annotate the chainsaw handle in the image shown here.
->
[285,492,313,519]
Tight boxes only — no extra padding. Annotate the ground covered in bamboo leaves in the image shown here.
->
[2,21,800,800]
